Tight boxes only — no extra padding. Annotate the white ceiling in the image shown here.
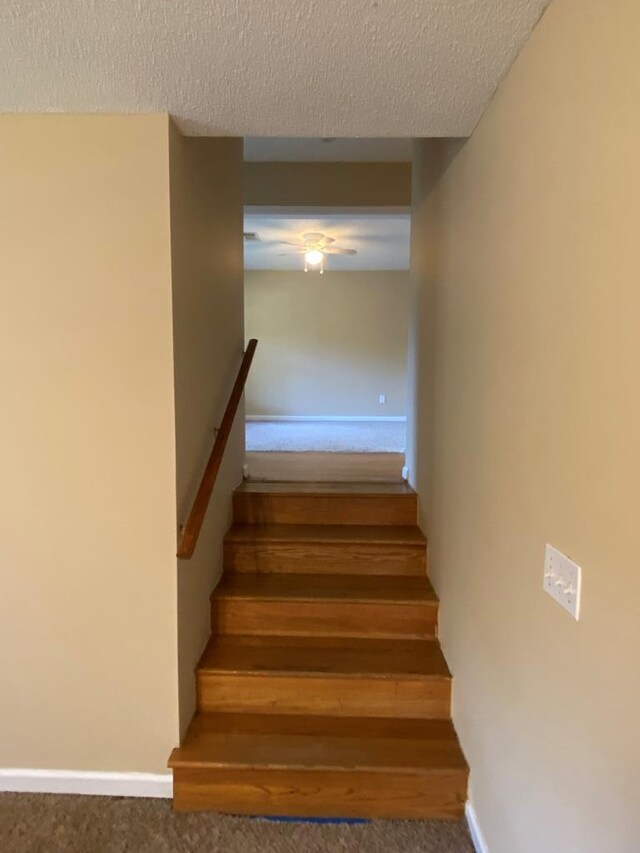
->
[244,211,410,271]
[1,1,549,137]
[244,138,412,162]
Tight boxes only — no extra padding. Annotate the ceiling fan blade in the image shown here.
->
[323,247,357,255]
[277,250,306,255]
[278,240,306,247]
[318,235,335,247]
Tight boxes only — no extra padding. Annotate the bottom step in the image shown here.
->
[169,713,468,819]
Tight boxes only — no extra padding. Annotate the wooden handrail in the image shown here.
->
[177,339,258,559]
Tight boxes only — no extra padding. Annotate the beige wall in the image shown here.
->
[0,118,245,774]
[169,129,245,735]
[411,1,640,851]
[244,162,411,207]
[245,270,409,418]
[406,139,459,495]
[0,115,179,773]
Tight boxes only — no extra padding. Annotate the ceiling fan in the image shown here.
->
[278,232,357,273]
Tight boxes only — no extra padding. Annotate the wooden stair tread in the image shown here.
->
[236,481,415,496]
[214,572,437,605]
[225,523,427,545]
[172,477,466,817]
[198,635,450,679]
[169,713,467,772]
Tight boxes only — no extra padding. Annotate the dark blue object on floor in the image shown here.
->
[254,815,370,825]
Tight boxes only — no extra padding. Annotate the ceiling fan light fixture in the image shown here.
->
[275,231,354,272]
[304,249,324,266]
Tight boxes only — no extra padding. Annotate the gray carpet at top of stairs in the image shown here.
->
[246,420,406,453]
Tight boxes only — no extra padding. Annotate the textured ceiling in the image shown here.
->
[1,1,548,136]
[244,212,410,271]
[244,138,413,162]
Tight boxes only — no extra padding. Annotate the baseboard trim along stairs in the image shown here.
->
[169,480,469,818]
[0,769,172,798]
[466,800,490,852]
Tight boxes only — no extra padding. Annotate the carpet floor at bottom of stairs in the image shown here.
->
[0,792,474,853]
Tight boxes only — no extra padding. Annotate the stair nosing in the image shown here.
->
[226,524,427,546]
[198,668,450,680]
[215,593,435,605]
[235,482,417,497]
[169,756,466,774]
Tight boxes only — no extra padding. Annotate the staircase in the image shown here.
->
[169,481,468,818]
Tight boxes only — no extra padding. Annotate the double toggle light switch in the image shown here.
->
[543,544,582,620]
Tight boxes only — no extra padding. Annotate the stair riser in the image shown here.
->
[233,494,417,526]
[212,599,438,639]
[172,766,467,818]
[224,542,427,575]
[197,674,450,718]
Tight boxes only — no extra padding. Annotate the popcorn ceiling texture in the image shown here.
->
[1,0,548,136]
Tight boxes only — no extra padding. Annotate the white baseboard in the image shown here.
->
[246,415,407,423]
[0,768,173,799]
[466,801,489,853]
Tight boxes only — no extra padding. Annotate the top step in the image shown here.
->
[234,481,417,526]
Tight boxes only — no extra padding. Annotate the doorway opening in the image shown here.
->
[242,138,412,483]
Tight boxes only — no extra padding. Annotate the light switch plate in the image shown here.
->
[379,394,386,404]
[543,544,582,620]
